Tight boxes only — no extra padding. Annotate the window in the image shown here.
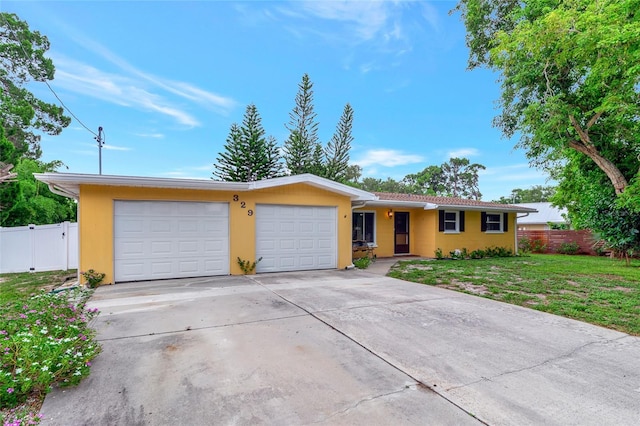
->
[486,213,502,231]
[444,211,458,232]
[438,210,465,233]
[481,212,509,233]
[353,212,375,243]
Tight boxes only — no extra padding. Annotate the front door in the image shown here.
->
[394,212,410,254]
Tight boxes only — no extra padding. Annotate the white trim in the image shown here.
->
[33,173,376,201]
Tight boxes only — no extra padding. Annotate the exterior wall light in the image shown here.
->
[387,209,394,218]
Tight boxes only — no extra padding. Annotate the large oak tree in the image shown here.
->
[455,0,640,254]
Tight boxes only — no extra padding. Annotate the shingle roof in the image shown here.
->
[373,192,528,210]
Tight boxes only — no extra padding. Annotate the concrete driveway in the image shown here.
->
[40,269,640,425]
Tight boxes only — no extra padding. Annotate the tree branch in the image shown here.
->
[585,111,603,130]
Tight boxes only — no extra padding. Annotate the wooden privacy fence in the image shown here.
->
[517,230,598,255]
[0,222,78,273]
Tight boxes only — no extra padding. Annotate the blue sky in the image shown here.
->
[3,0,551,201]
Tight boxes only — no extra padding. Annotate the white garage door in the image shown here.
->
[256,205,337,273]
[114,201,229,282]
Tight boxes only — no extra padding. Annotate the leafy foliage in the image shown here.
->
[494,185,556,204]
[0,158,76,226]
[354,157,486,199]
[353,256,371,269]
[0,288,100,409]
[237,257,262,274]
[0,12,70,158]
[557,241,580,255]
[283,74,321,176]
[213,104,283,182]
[455,0,640,261]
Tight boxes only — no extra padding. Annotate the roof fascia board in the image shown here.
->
[34,173,377,201]
[250,173,376,201]
[354,198,537,213]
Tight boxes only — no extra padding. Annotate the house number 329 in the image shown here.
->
[232,195,253,216]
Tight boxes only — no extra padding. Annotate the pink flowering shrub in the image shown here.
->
[0,289,101,410]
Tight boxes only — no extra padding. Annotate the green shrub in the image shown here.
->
[519,237,533,254]
[353,257,371,269]
[557,241,580,255]
[470,249,486,259]
[434,248,444,260]
[237,257,263,274]
[0,289,101,409]
[81,269,105,288]
[485,246,514,258]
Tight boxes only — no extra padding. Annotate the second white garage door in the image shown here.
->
[114,201,229,282]
[255,205,337,273]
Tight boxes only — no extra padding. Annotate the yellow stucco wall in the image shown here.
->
[433,211,516,255]
[78,183,352,284]
[352,208,517,259]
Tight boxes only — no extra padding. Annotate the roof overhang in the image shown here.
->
[33,173,377,202]
[352,198,537,213]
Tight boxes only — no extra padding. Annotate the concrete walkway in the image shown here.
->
[40,270,640,425]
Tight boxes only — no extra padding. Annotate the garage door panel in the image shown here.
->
[256,205,337,273]
[299,239,314,250]
[115,217,144,234]
[114,201,229,282]
[299,222,314,233]
[179,260,199,273]
[317,255,334,268]
[150,241,172,255]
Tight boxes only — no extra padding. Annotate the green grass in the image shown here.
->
[0,270,100,425]
[388,254,640,335]
[0,270,79,304]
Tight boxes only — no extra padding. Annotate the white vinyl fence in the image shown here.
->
[0,222,78,274]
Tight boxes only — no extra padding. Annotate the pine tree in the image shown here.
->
[324,103,354,182]
[283,74,321,175]
[213,104,282,182]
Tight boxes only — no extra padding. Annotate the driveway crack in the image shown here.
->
[446,335,629,391]
[307,384,418,424]
[250,276,488,425]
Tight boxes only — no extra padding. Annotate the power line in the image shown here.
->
[43,80,98,137]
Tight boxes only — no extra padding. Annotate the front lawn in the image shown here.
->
[0,270,101,425]
[388,254,640,336]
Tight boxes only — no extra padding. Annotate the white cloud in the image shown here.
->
[54,58,201,127]
[355,149,424,168]
[296,1,389,41]
[448,148,480,158]
[102,144,132,152]
[134,133,165,139]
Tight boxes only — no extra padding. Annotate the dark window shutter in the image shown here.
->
[438,210,445,232]
[459,211,465,232]
[503,212,509,232]
[481,212,487,232]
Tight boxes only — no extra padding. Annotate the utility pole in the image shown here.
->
[95,126,104,174]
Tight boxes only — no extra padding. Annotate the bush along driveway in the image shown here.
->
[0,271,101,425]
[388,254,640,335]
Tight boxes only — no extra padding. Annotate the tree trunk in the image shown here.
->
[569,115,629,195]
[568,140,629,194]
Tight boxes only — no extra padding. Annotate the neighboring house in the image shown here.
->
[516,202,568,230]
[35,173,535,285]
